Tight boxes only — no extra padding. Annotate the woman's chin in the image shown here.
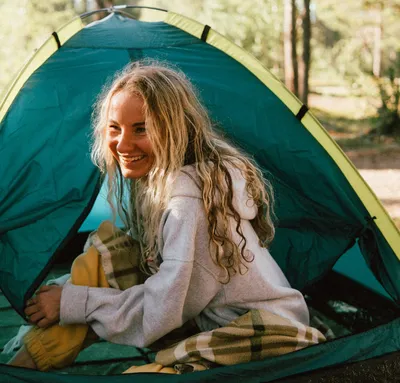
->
[121,165,151,180]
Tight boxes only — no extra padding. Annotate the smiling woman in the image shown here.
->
[106,92,154,180]
[8,61,325,373]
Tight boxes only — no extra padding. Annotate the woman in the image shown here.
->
[10,62,316,371]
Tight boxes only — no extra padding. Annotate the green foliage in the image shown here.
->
[375,55,400,136]
[140,0,284,77]
[313,1,400,87]
[0,0,77,97]
[200,0,284,77]
[1,0,400,138]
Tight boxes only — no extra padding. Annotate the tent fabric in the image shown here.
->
[0,318,399,382]
[0,9,399,381]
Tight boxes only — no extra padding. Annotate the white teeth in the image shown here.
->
[121,155,145,162]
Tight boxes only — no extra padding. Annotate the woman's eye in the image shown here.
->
[109,125,120,131]
[135,126,146,135]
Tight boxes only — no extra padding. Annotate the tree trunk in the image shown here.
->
[91,0,141,20]
[93,0,114,20]
[94,0,114,9]
[291,0,299,97]
[373,7,382,78]
[300,0,311,105]
[284,0,299,96]
[73,0,88,13]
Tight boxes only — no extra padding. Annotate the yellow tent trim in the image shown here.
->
[302,113,400,257]
[0,17,83,125]
[57,17,83,45]
[165,12,400,260]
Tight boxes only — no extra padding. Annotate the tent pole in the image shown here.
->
[79,5,167,21]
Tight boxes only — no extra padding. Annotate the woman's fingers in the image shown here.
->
[37,317,52,329]
[28,311,45,324]
[24,286,62,326]
[25,284,52,307]
[37,285,51,293]
[24,304,39,316]
[26,297,37,307]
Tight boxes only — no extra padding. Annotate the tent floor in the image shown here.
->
[0,247,399,378]
[277,350,400,382]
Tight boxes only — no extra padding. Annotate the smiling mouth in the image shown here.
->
[120,155,146,165]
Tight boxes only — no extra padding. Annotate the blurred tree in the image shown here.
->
[283,0,299,96]
[0,0,76,98]
[91,0,128,20]
[283,0,312,104]
[372,4,382,78]
[363,0,400,136]
[0,0,145,98]
[313,1,400,91]
[73,0,88,13]
[140,0,284,78]
[94,0,114,7]
[362,0,400,78]
[375,54,400,136]
[1,0,400,137]
[299,0,311,105]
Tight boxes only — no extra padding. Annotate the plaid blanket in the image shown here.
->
[86,221,146,289]
[155,309,326,373]
[91,221,326,373]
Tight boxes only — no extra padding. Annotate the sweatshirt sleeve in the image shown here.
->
[60,197,221,347]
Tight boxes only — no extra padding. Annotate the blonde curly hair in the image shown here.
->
[91,61,275,281]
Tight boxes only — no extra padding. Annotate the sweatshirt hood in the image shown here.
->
[171,164,258,220]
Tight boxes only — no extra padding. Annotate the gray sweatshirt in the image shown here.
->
[60,165,309,347]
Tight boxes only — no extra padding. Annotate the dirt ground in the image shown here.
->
[345,147,400,226]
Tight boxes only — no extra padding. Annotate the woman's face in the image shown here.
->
[106,91,155,179]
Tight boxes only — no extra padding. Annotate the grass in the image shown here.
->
[311,107,400,152]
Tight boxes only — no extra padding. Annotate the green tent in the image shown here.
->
[0,5,399,382]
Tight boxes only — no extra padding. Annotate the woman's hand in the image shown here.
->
[24,285,63,328]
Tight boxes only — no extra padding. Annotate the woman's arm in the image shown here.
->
[60,198,221,347]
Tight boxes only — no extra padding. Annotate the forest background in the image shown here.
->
[0,0,399,228]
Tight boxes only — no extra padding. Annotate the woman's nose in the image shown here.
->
[117,130,135,153]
